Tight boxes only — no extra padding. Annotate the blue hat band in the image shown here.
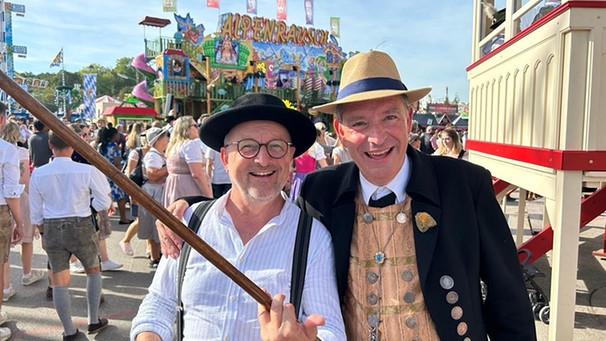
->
[337,77,408,100]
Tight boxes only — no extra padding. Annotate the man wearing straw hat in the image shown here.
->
[131,93,345,340]
[159,51,536,340]
[263,51,537,340]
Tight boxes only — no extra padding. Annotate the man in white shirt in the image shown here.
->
[29,130,112,341]
[205,148,231,198]
[131,93,345,340]
[0,102,24,341]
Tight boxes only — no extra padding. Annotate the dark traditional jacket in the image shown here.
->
[296,147,536,341]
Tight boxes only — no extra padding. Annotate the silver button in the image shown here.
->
[451,306,463,320]
[404,316,417,329]
[401,270,414,282]
[363,212,374,224]
[446,290,459,304]
[396,212,408,224]
[366,271,379,284]
[367,293,379,305]
[403,292,415,303]
[440,275,454,290]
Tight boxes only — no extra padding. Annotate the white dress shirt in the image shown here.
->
[0,139,24,204]
[131,192,345,341]
[29,157,111,224]
[360,156,411,205]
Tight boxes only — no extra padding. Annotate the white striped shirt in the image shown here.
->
[131,192,345,341]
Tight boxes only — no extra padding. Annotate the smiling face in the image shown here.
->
[335,96,411,186]
[221,120,295,204]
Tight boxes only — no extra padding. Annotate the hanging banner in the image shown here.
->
[330,17,340,37]
[246,0,257,15]
[305,0,314,25]
[82,74,97,120]
[207,0,219,9]
[277,0,287,21]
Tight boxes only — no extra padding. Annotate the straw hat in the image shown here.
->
[199,93,316,157]
[313,51,432,114]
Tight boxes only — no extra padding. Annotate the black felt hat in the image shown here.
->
[199,93,316,157]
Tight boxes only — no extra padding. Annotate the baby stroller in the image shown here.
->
[519,248,550,324]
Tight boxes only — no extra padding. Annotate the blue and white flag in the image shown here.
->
[50,49,63,68]
[83,74,97,120]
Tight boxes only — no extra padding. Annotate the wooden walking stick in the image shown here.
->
[0,70,272,310]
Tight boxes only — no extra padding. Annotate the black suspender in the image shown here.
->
[176,202,314,340]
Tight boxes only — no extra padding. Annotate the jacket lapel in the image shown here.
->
[330,163,359,297]
[406,148,442,286]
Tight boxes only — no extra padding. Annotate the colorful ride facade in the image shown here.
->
[142,11,345,119]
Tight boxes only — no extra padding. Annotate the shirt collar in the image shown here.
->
[359,156,410,205]
[51,156,74,162]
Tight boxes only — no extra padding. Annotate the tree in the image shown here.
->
[15,55,150,115]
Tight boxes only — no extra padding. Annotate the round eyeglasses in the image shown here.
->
[224,139,292,159]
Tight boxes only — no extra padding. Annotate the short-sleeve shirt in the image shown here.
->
[180,140,205,164]
[144,149,166,170]
[205,148,230,184]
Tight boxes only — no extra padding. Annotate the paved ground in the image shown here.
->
[502,192,606,341]
[0,194,604,340]
[3,215,154,341]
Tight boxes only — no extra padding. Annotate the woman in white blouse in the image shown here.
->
[163,116,212,208]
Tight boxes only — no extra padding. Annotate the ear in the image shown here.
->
[220,147,229,171]
[405,106,414,132]
[333,117,344,139]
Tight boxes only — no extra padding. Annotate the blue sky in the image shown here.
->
[9,0,473,102]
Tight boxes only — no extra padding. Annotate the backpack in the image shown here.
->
[176,199,313,340]
[127,148,145,187]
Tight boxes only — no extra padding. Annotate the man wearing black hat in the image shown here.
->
[131,93,345,340]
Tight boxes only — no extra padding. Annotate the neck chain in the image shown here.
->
[361,204,410,341]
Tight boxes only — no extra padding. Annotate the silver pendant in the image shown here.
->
[396,212,407,224]
[363,212,374,224]
[375,251,386,264]
[368,314,380,327]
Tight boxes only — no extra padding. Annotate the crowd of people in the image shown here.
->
[0,108,233,340]
[0,50,536,341]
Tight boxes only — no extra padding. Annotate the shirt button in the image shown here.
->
[229,295,236,301]
[223,336,229,341]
